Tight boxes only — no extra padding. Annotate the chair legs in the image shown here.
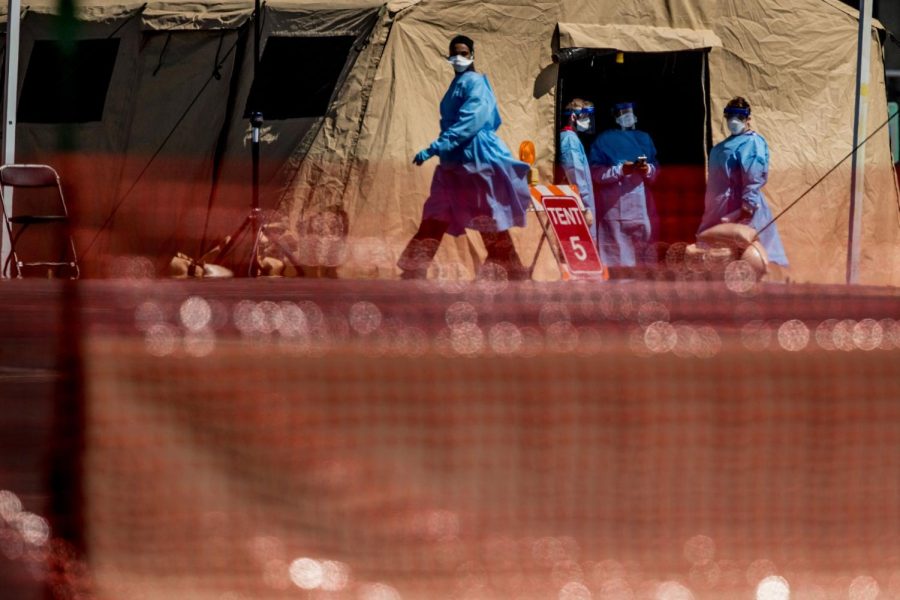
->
[4,222,80,279]
[0,164,80,279]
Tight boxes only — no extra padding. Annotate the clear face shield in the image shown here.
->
[724,106,750,135]
[565,106,595,134]
[613,102,637,129]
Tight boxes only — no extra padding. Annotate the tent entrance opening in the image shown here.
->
[557,49,710,249]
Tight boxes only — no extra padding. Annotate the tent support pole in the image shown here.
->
[1,0,21,277]
[847,0,874,285]
[199,23,251,256]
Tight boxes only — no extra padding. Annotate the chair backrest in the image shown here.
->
[0,164,60,188]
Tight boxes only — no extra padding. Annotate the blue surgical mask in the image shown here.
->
[448,55,473,73]
[616,113,637,129]
[727,118,746,135]
[575,117,592,132]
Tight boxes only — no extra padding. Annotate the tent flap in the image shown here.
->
[558,22,721,53]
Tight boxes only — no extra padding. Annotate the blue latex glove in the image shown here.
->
[413,148,434,166]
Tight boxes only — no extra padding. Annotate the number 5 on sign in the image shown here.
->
[541,196,606,279]
[569,236,588,261]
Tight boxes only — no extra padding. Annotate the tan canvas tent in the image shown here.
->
[2,0,899,284]
[2,0,390,276]
[279,0,900,285]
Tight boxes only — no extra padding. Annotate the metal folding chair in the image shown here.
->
[0,164,80,278]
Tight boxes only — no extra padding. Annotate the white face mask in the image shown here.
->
[575,117,592,132]
[727,118,747,135]
[448,55,474,73]
[616,113,637,129]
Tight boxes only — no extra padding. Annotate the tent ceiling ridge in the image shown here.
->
[558,22,722,53]
[1,2,387,31]
[0,1,253,29]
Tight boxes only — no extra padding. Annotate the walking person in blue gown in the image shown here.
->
[588,101,659,269]
[699,97,789,266]
[558,98,597,241]
[398,35,532,280]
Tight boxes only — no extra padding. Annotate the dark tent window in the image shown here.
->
[557,50,711,251]
[18,38,120,123]
[244,36,355,120]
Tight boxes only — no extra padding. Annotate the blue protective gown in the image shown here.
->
[422,70,531,236]
[588,128,659,267]
[699,130,789,266]
[559,128,597,241]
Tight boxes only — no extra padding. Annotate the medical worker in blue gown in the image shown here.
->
[589,102,659,268]
[698,97,789,266]
[398,35,532,280]
[559,98,597,241]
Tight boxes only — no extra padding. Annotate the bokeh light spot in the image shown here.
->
[645,321,677,353]
[450,323,484,356]
[277,303,309,338]
[476,262,510,294]
[349,301,383,335]
[655,581,694,600]
[755,575,789,600]
[852,319,882,351]
[233,300,262,335]
[445,302,478,329]
[321,560,351,591]
[880,318,900,349]
[832,319,857,352]
[724,260,758,293]
[672,324,697,358]
[559,580,592,600]
[848,575,879,600]
[289,557,323,590]
[0,490,23,521]
[358,582,402,600]
[489,322,523,355]
[15,513,50,546]
[179,296,212,332]
[135,301,167,332]
[145,323,179,356]
[815,320,838,351]
[255,301,284,335]
[777,320,809,352]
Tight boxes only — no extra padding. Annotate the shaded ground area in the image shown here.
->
[1,278,900,600]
